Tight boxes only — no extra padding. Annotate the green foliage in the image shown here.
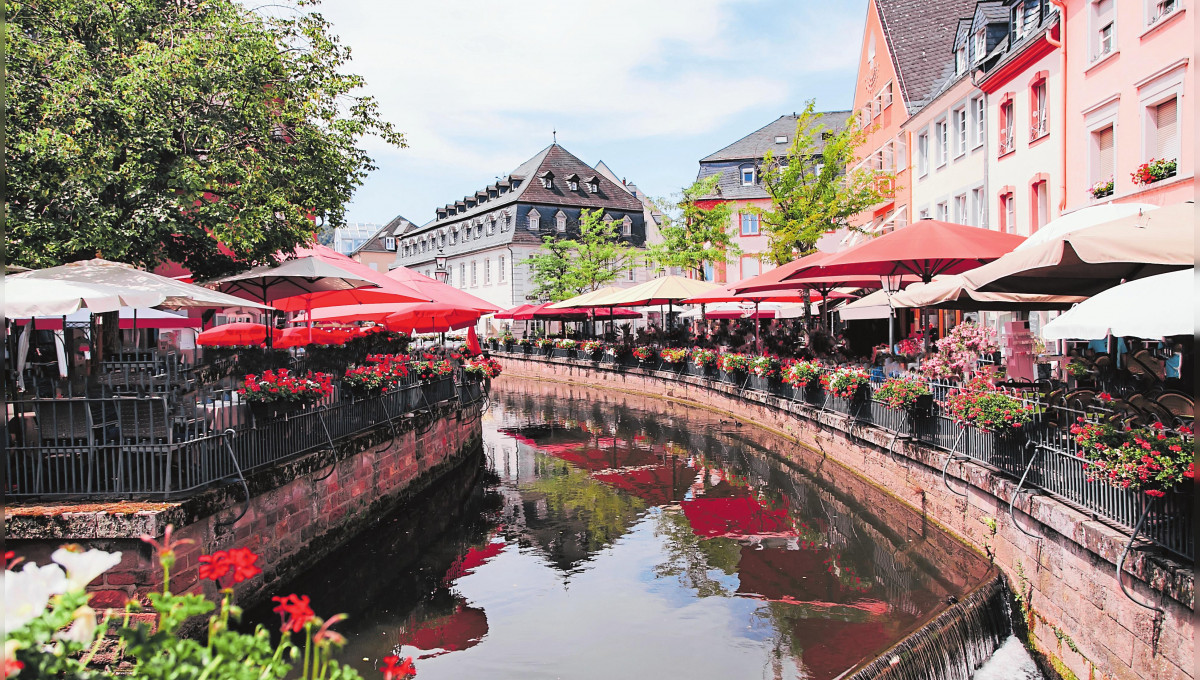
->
[6,0,405,278]
[750,100,892,266]
[646,176,738,278]
[526,209,636,302]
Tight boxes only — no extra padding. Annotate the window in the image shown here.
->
[999,100,1015,154]
[917,132,929,175]
[501,212,510,231]
[881,82,894,108]
[470,261,478,286]
[498,256,506,283]
[974,29,986,62]
[954,108,967,156]
[484,258,491,284]
[1000,192,1016,233]
[1031,80,1048,139]
[936,201,949,221]
[741,256,761,280]
[972,187,986,227]
[487,217,495,235]
[774,135,788,144]
[459,263,465,286]
[741,165,756,185]
[882,141,895,171]
[973,97,986,147]
[1093,0,1115,60]
[740,213,760,236]
[527,209,540,230]
[956,46,967,75]
[1093,125,1115,183]
[628,266,637,281]
[568,179,578,191]
[555,211,567,232]
[384,237,396,251]
[1147,0,1177,25]
[1011,5,1026,39]
[953,194,968,223]
[1149,97,1179,162]
[1031,181,1049,232]
[919,208,930,220]
[935,120,948,165]
[621,216,633,237]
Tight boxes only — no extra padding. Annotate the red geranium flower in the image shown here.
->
[227,547,261,583]
[272,594,316,633]
[198,550,231,582]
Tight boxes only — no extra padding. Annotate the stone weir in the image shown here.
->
[5,400,485,613]
[496,355,1194,680]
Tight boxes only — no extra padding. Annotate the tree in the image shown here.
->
[568,209,636,293]
[646,176,739,279]
[749,100,892,266]
[526,236,576,303]
[526,209,636,302]
[5,0,405,279]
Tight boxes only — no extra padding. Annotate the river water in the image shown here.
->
[249,381,1038,679]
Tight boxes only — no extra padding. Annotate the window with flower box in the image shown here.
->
[1146,0,1178,26]
[1148,97,1178,164]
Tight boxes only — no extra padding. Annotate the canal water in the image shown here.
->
[249,380,1036,679]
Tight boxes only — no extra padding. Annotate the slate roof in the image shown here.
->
[699,111,851,163]
[696,112,851,200]
[351,214,415,255]
[875,0,981,112]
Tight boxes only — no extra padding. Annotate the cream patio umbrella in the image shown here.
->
[584,276,722,333]
[4,278,166,317]
[15,259,272,310]
[962,202,1194,296]
[894,274,1087,310]
[548,286,626,309]
[1041,269,1195,340]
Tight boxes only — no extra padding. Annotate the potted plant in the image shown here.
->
[518,338,533,354]
[413,359,454,403]
[822,367,871,404]
[240,369,334,422]
[501,332,515,351]
[1072,420,1193,499]
[943,376,1035,437]
[1089,178,1114,199]
[535,338,554,355]
[464,356,503,391]
[581,340,605,361]
[632,345,657,365]
[1130,158,1177,186]
[605,343,631,365]
[1064,359,1092,390]
[342,354,410,397]
[660,347,689,371]
[553,338,577,358]
[783,360,825,401]
[747,355,780,392]
[716,352,749,383]
[690,347,717,376]
[873,376,933,417]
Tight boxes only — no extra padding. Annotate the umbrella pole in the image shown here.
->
[754,301,761,355]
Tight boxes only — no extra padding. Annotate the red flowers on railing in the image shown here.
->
[1071,419,1193,496]
[241,369,334,405]
[821,367,870,400]
[943,376,1034,434]
[1130,158,1177,186]
[413,359,453,382]
[781,360,823,388]
[659,347,689,364]
[632,346,657,362]
[716,352,749,373]
[344,354,411,393]
[464,357,503,378]
[873,376,931,410]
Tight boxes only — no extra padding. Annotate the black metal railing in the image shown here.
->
[495,349,1194,561]
[6,368,481,501]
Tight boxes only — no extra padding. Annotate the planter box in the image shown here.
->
[688,363,715,378]
[748,375,777,392]
[719,370,746,386]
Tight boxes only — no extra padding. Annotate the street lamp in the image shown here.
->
[434,251,449,284]
[880,273,904,355]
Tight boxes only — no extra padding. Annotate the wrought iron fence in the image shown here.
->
[494,348,1194,560]
[6,368,479,501]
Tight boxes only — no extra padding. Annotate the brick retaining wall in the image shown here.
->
[5,402,483,613]
[496,355,1193,680]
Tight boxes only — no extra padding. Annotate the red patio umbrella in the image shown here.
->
[383,302,482,334]
[274,326,354,349]
[196,322,267,347]
[385,267,500,313]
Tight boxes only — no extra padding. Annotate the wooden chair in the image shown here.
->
[1155,392,1195,425]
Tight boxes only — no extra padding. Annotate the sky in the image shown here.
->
[312,0,868,227]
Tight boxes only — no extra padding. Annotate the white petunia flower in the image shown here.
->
[51,547,122,591]
[54,605,99,645]
[4,562,68,631]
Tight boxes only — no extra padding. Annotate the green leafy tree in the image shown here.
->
[647,176,739,279]
[5,0,405,278]
[526,236,577,302]
[749,100,891,266]
[568,208,637,293]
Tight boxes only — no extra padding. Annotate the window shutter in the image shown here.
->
[1155,98,1178,160]
[1098,127,1114,178]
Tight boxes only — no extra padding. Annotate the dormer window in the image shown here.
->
[740,165,756,186]
[436,209,447,220]
[538,171,554,189]
[974,29,986,62]
[584,175,599,193]
[527,208,540,230]
[486,216,496,235]
[565,173,580,191]
[956,46,967,75]
[555,210,567,232]
[451,227,459,245]
[465,198,476,209]
[621,216,632,237]
[500,210,510,231]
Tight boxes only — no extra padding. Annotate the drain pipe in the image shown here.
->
[1047,0,1067,212]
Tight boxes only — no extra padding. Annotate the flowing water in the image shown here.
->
[249,380,1042,679]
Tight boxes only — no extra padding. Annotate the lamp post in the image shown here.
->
[880,273,904,355]
[434,252,449,284]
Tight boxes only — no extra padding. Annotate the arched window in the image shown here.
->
[555,210,567,232]
[528,209,540,230]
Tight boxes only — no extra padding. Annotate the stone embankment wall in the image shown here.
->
[5,402,483,611]
[497,356,1193,680]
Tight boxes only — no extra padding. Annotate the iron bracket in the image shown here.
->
[1116,497,1165,614]
[1008,443,1044,541]
[214,429,251,529]
[313,406,338,481]
[941,427,969,497]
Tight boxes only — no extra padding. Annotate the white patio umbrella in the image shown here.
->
[3,278,165,317]
[1041,268,1195,340]
[1015,203,1159,251]
[14,259,271,309]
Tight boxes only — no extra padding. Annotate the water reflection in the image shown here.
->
[249,380,992,680]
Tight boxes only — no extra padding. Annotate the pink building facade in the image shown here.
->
[1061,0,1192,211]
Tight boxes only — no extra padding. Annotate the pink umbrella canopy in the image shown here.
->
[494,304,534,320]
[513,302,639,321]
[803,220,1027,283]
[196,322,267,347]
[385,267,499,312]
[383,302,483,334]
[683,281,857,304]
[274,326,355,349]
[734,250,921,294]
[269,245,432,311]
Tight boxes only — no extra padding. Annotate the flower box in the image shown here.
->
[1130,158,1177,186]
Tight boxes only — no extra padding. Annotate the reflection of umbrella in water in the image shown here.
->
[734,545,883,608]
[680,496,795,539]
[444,540,506,582]
[591,459,693,506]
[397,602,489,660]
